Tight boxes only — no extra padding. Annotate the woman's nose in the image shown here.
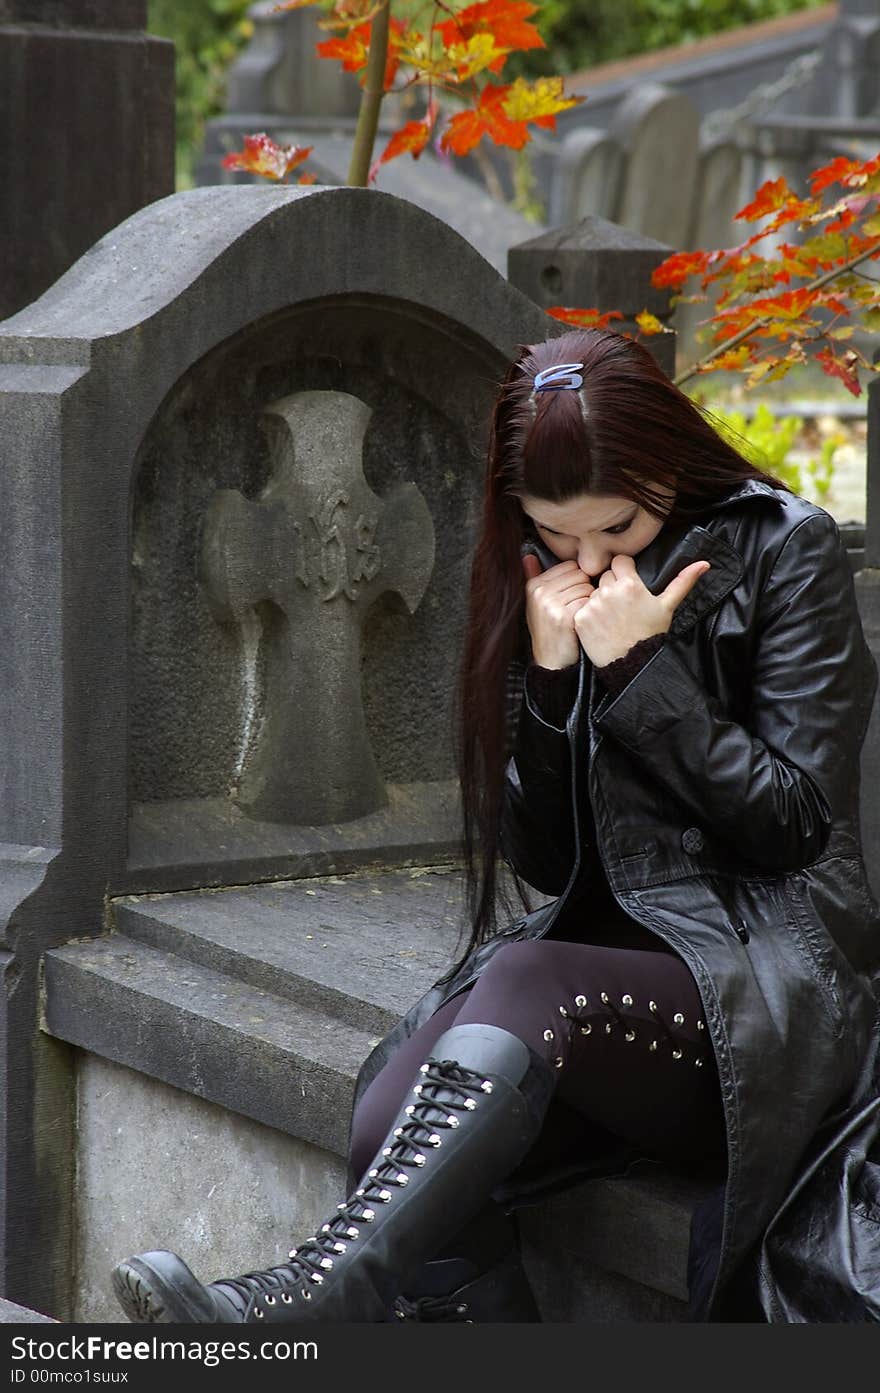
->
[578,542,609,578]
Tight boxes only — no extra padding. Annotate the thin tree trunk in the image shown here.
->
[347,0,391,187]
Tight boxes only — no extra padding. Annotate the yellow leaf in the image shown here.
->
[829,325,856,339]
[635,310,672,336]
[501,76,582,123]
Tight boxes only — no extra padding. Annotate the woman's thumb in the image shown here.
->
[661,559,711,611]
[522,552,543,582]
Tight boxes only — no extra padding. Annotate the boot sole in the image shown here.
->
[112,1256,218,1324]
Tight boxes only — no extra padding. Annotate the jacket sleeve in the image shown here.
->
[593,511,876,873]
[499,666,581,896]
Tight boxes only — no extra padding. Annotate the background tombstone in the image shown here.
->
[547,127,624,230]
[608,84,701,250]
[508,215,676,378]
[0,182,562,1317]
[0,0,174,320]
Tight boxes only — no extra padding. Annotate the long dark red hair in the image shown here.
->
[447,327,790,978]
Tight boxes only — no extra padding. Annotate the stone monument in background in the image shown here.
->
[0,1,175,320]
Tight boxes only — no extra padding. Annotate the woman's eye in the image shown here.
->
[604,518,634,536]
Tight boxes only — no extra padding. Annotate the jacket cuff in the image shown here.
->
[594,634,666,699]
[525,662,580,731]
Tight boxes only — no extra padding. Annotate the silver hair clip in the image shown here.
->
[534,362,585,392]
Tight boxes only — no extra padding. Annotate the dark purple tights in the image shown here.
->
[350,937,727,1187]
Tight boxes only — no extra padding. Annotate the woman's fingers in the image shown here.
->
[522,552,543,583]
[661,560,711,612]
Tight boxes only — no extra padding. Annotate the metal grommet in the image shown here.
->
[697,1020,705,1031]
[255,1307,265,1318]
[558,1005,569,1017]
[649,1000,658,1013]
[543,1029,554,1042]
[600,991,610,1004]
[574,994,587,1008]
[282,1293,293,1303]
[695,1057,704,1067]
[621,993,633,1007]
[580,1024,592,1035]
[649,1040,658,1052]
[446,1114,459,1127]
[605,1022,612,1034]
[672,1048,683,1060]
[419,1063,430,1073]
[480,1080,493,1093]
[554,1056,564,1069]
[265,1295,276,1305]
[625,1030,636,1042]
[673,1012,685,1026]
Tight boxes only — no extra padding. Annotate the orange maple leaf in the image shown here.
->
[546,307,624,330]
[651,250,711,290]
[317,15,404,86]
[369,102,438,181]
[222,133,313,181]
[735,177,811,230]
[816,345,862,397]
[440,83,526,156]
[439,1,545,64]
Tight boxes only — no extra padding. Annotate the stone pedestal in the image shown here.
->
[0,0,174,319]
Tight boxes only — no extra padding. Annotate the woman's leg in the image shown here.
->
[365,937,725,1321]
[353,936,725,1180]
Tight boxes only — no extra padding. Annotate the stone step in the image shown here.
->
[43,868,714,1320]
[44,934,380,1158]
[112,867,462,1035]
[0,1297,57,1323]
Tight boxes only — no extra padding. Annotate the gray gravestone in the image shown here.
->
[548,127,624,229]
[609,83,701,248]
[508,215,676,377]
[0,182,561,1316]
[0,0,174,319]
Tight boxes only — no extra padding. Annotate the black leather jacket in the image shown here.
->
[351,479,880,1320]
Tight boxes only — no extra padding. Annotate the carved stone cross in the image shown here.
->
[200,389,435,825]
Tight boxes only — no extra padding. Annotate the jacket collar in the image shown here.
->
[635,480,787,636]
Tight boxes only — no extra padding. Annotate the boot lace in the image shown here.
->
[394,1291,471,1322]
[229,1058,494,1315]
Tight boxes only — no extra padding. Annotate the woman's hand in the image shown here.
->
[521,552,594,669]
[573,554,711,668]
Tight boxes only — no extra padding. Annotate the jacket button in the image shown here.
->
[681,827,704,854]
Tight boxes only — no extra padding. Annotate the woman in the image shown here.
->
[112,328,880,1324]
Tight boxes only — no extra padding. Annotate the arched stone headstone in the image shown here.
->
[549,126,624,227]
[610,83,701,247]
[0,184,562,1314]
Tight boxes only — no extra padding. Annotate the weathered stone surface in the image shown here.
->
[609,84,701,249]
[0,1297,57,1323]
[508,215,676,376]
[0,7,174,318]
[548,127,624,229]
[222,0,360,119]
[0,2,146,24]
[198,123,545,278]
[0,185,559,1317]
[200,390,435,825]
[74,1054,347,1324]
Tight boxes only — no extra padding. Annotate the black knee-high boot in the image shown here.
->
[112,1024,555,1324]
[392,1200,542,1323]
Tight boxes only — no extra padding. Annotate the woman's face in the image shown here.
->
[518,489,671,582]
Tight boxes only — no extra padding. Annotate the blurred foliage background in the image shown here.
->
[149,0,830,186]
